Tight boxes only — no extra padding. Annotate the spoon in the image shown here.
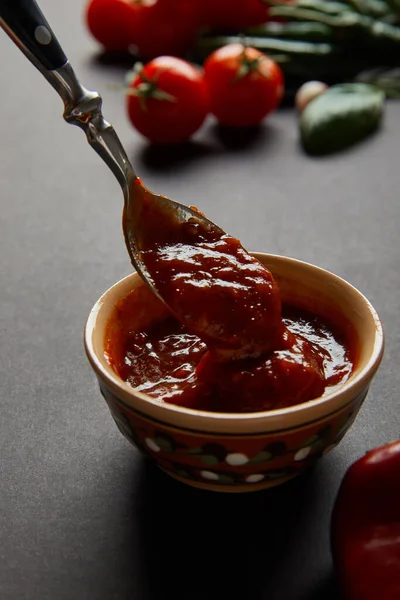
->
[0,0,223,295]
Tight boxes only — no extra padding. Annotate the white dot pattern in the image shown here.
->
[145,438,161,453]
[226,452,249,466]
[245,474,265,483]
[294,446,312,462]
[34,25,52,45]
[200,470,219,481]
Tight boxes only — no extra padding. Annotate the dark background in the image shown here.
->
[0,1,399,599]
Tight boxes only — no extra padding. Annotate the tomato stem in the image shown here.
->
[125,62,177,110]
[233,45,265,81]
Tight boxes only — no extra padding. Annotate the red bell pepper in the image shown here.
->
[331,440,400,600]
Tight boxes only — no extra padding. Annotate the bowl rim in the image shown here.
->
[84,253,384,433]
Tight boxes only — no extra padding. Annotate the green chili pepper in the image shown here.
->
[269,5,372,29]
[369,18,400,41]
[342,0,393,18]
[196,35,335,57]
[245,21,334,41]
[267,0,353,15]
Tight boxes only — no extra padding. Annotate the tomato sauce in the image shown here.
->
[141,231,283,361]
[116,177,354,412]
[109,306,354,413]
[128,177,282,361]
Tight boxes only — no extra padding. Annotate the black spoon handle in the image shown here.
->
[0,0,67,72]
[0,0,135,190]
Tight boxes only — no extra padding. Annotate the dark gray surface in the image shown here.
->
[0,2,399,599]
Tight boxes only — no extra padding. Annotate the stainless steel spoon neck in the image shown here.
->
[48,61,136,190]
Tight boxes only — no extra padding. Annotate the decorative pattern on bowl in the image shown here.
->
[99,383,368,492]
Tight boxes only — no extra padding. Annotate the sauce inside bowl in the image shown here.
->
[106,299,355,413]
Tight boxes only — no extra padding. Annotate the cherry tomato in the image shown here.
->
[126,57,209,143]
[203,44,284,127]
[85,0,135,51]
[127,0,201,59]
[200,0,269,30]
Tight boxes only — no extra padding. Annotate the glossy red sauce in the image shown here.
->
[116,177,354,412]
[141,232,283,360]
[109,306,354,413]
[129,177,282,360]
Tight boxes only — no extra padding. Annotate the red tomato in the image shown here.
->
[126,57,209,143]
[127,0,201,59]
[200,0,269,30]
[203,44,284,127]
[85,0,134,51]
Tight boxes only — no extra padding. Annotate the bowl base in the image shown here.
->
[160,467,299,493]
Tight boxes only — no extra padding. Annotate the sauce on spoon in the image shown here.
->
[128,177,282,361]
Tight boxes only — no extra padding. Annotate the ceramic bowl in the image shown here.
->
[84,253,384,493]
